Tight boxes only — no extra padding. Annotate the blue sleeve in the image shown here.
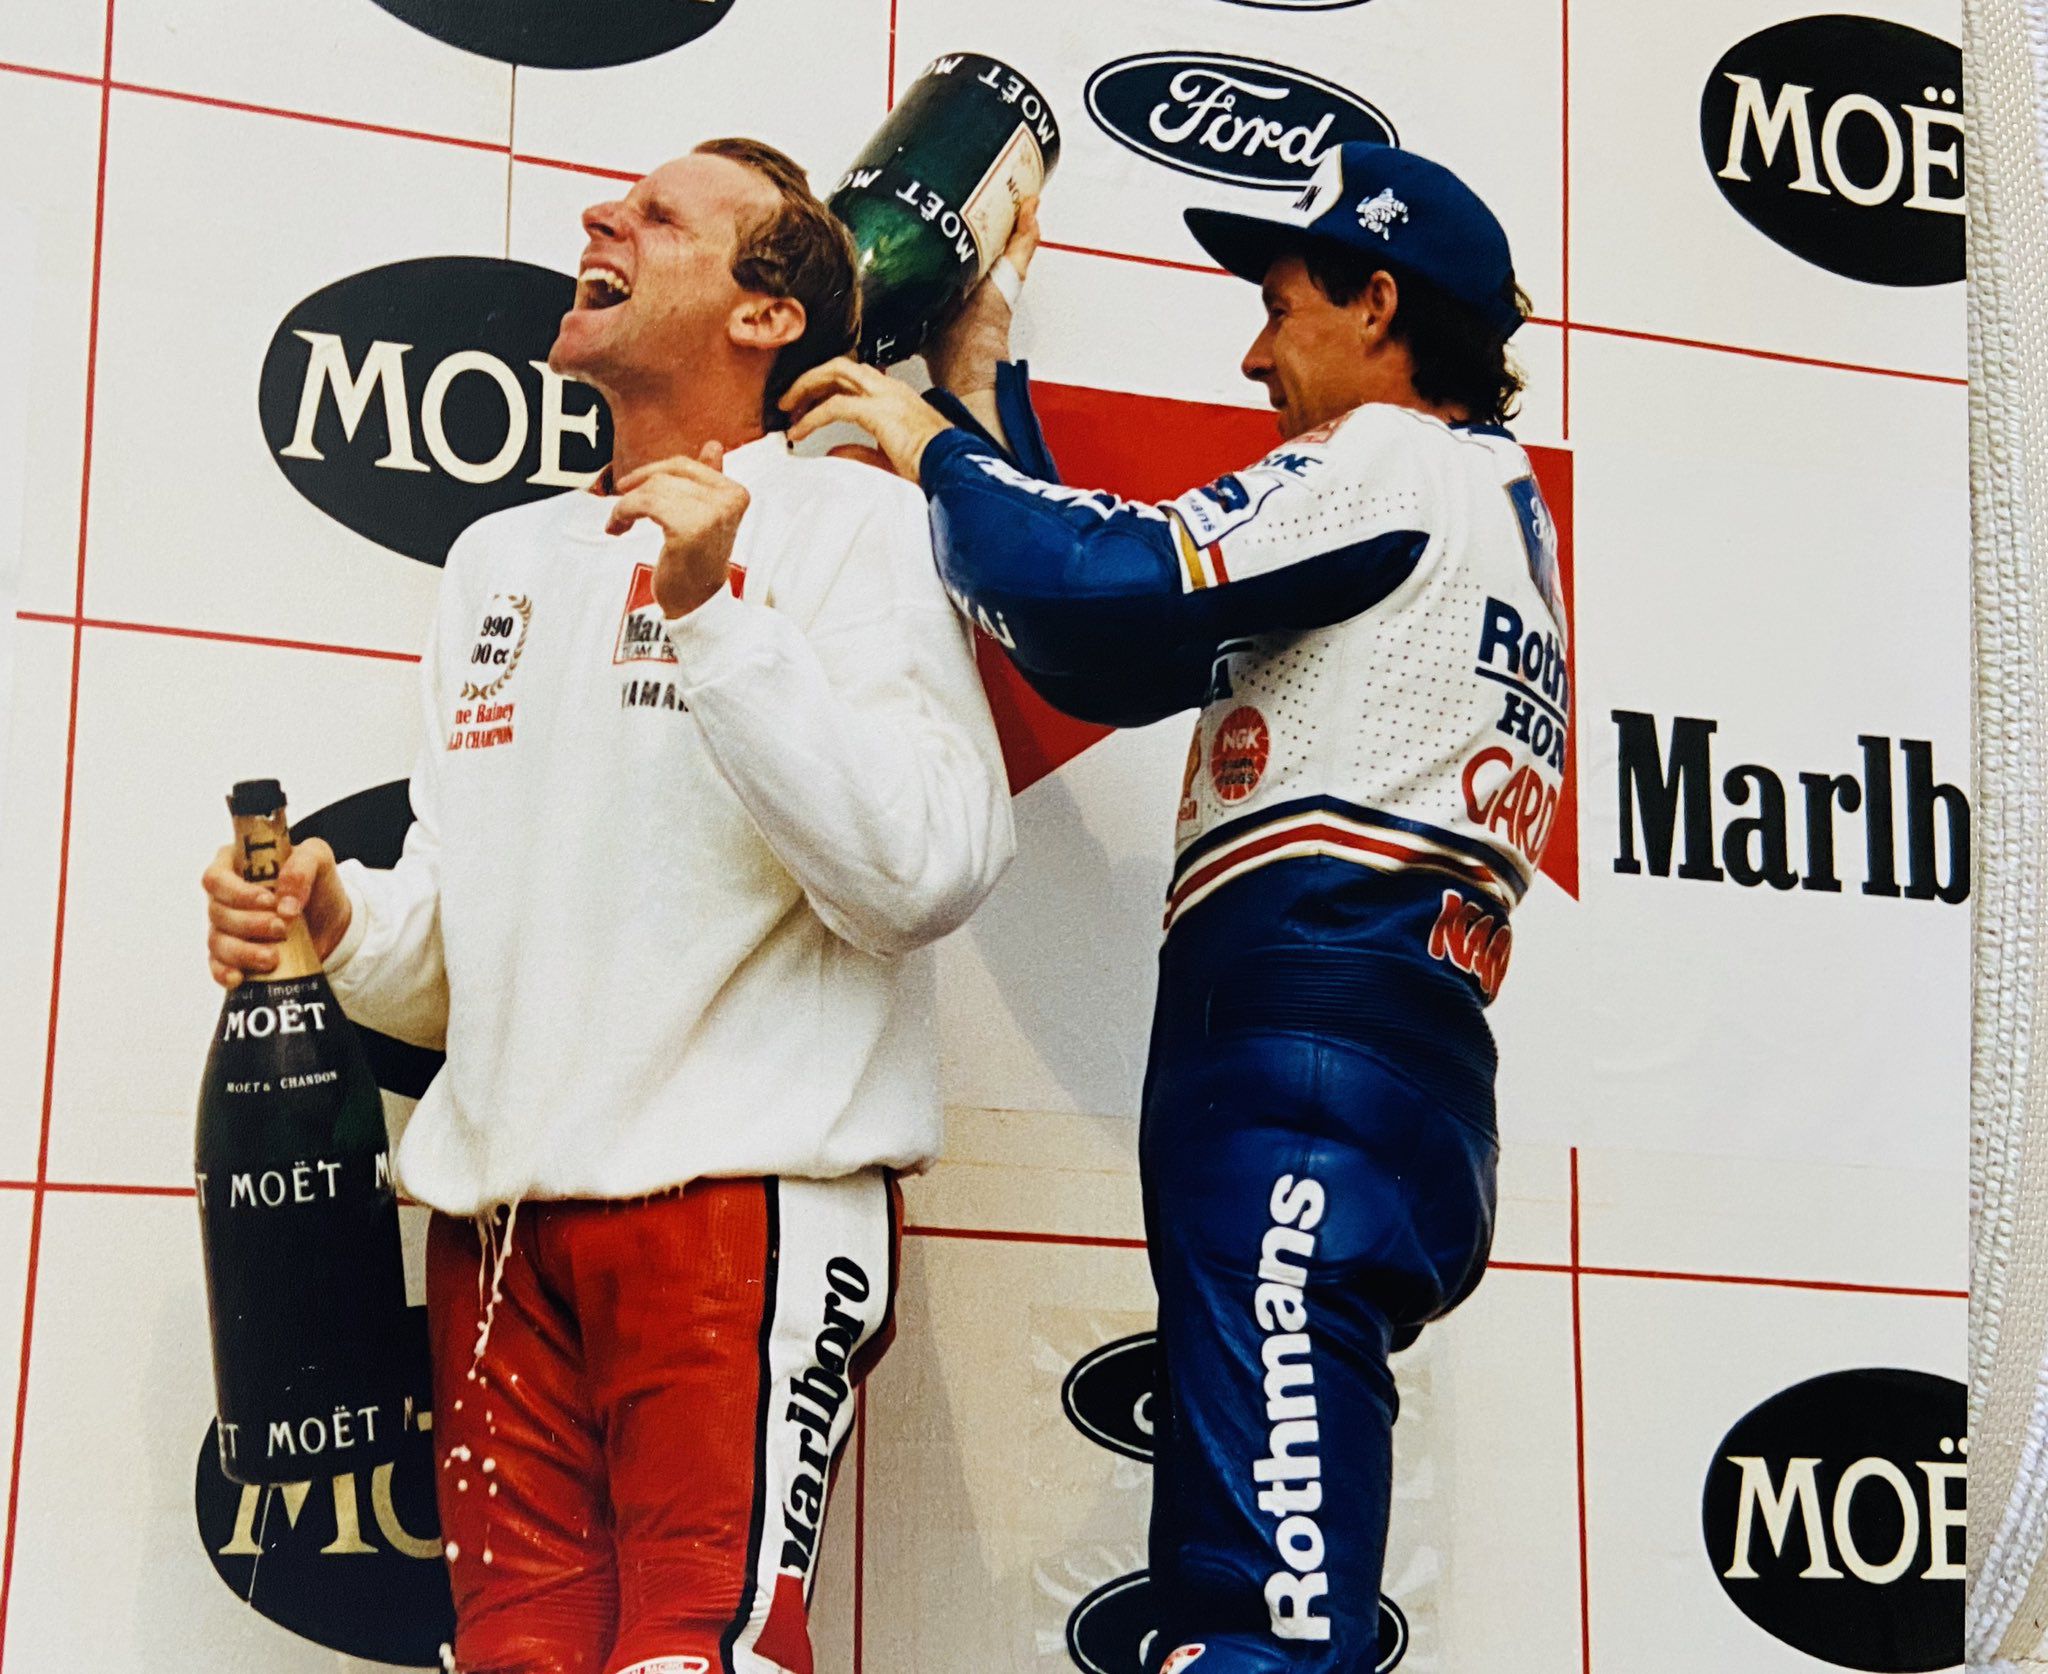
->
[923,361,1060,483]
[922,408,1431,729]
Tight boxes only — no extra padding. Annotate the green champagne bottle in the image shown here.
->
[195,779,411,1486]
[829,52,1062,365]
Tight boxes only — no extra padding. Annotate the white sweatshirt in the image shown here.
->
[324,434,1015,1215]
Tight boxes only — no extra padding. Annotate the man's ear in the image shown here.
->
[731,294,807,354]
[1352,269,1400,350]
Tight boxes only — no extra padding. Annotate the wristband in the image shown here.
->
[990,257,1025,309]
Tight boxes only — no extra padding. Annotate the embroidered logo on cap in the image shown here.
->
[1357,189,1409,239]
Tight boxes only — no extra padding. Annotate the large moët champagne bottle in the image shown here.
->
[195,779,410,1486]
[828,52,1062,365]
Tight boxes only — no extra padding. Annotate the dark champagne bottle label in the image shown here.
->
[195,787,413,1486]
[829,52,1062,364]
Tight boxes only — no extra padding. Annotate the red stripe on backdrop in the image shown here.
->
[1040,240,1230,279]
[1539,448,1579,897]
[901,1224,1961,1296]
[1567,320,1967,388]
[885,0,898,108]
[514,151,639,184]
[3,3,117,1659]
[0,59,101,90]
[109,78,508,155]
[75,615,422,663]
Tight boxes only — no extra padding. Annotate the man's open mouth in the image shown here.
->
[577,265,633,311]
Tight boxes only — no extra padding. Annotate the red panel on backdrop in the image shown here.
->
[973,379,1580,899]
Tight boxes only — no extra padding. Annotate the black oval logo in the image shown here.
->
[1213,1,1372,8]
[1063,1333,1159,1462]
[294,781,442,1100]
[1067,1571,1407,1673]
[195,1307,453,1664]
[259,257,611,566]
[1085,53,1396,189]
[1702,1367,1963,1671]
[366,0,737,69]
[1700,15,1963,286]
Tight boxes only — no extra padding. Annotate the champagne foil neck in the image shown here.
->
[229,778,286,818]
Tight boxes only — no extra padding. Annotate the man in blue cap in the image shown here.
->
[786,142,1567,1673]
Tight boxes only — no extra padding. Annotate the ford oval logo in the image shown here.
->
[1063,1333,1160,1461]
[1084,52,1397,190]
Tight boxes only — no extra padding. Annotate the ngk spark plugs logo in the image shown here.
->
[1703,1368,1964,1671]
[1702,16,1964,286]
[1084,53,1396,189]
[259,257,610,565]
[367,0,737,68]
[1612,714,1969,902]
[194,1309,453,1664]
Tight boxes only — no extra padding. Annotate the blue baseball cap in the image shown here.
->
[1184,142,1523,340]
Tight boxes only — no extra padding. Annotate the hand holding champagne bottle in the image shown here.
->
[784,201,1043,483]
[827,51,1060,366]
[202,822,350,986]
[195,781,410,1486]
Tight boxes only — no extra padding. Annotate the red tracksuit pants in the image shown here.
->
[426,1172,898,1674]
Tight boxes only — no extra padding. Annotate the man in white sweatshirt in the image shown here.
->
[201,138,1014,1674]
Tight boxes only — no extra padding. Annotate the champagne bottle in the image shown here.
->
[195,780,410,1486]
[828,52,1062,365]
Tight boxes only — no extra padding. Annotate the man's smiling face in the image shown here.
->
[549,152,783,396]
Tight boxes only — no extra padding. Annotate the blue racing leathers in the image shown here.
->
[922,368,1567,1672]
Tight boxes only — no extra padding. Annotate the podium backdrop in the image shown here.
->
[0,1,1967,1669]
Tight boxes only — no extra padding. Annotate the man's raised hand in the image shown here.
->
[782,359,954,484]
[609,441,751,617]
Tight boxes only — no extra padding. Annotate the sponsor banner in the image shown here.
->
[1082,52,1398,190]
[1572,2,1962,372]
[1701,15,1964,288]
[1702,1368,1964,1672]
[365,0,740,69]
[258,257,609,566]
[192,1308,452,1665]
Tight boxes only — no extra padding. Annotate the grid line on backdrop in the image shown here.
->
[4,0,119,1661]
[0,5,1966,1671]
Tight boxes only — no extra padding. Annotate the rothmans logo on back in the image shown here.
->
[1085,52,1396,189]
